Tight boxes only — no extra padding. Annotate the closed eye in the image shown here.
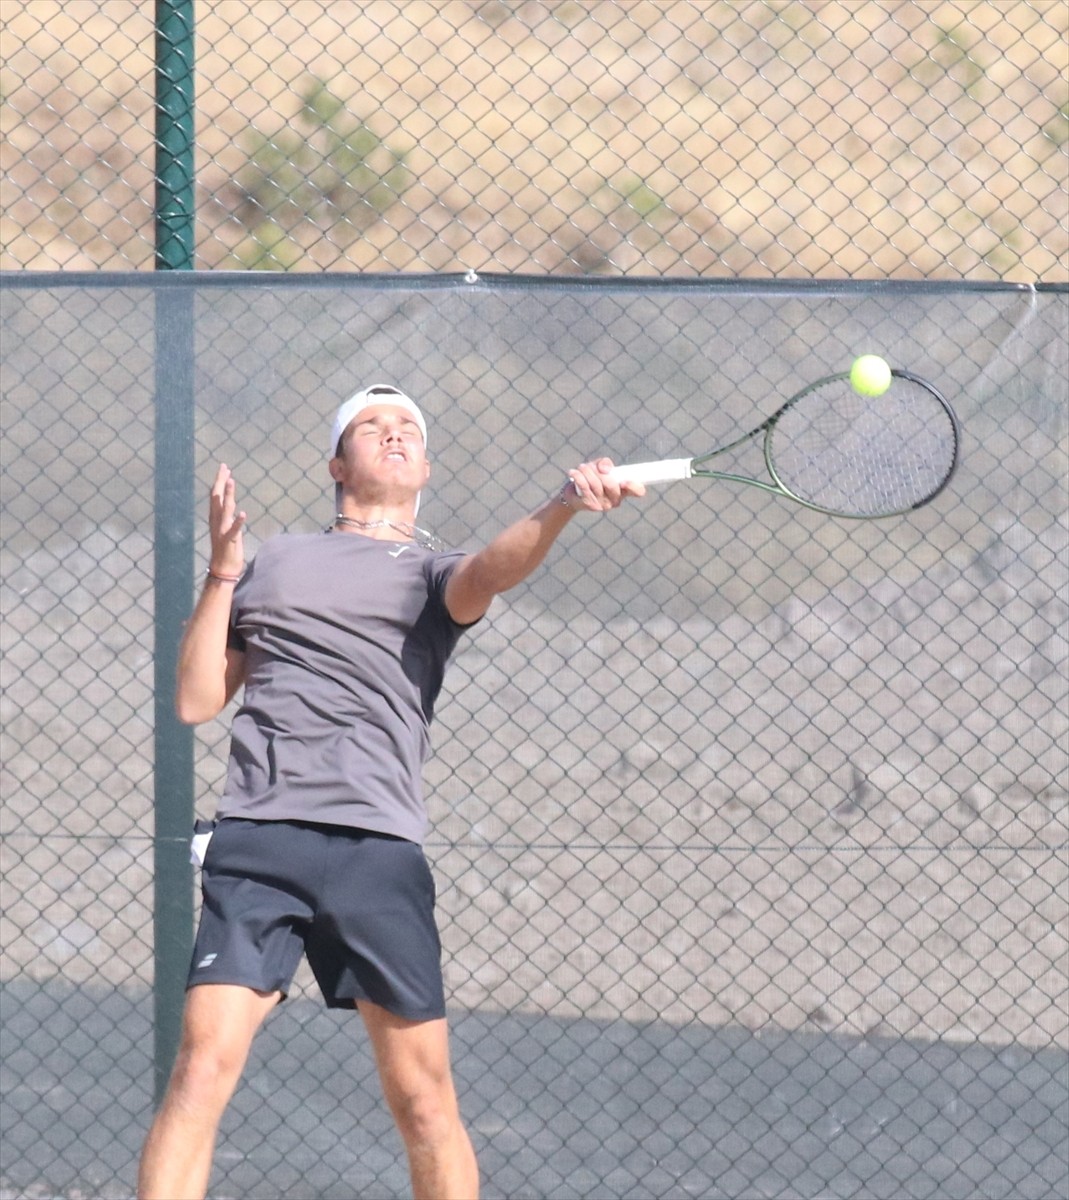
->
[357,418,420,436]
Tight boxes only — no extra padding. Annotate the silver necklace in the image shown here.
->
[331,514,443,551]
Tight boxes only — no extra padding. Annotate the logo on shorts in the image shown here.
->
[196,953,217,970]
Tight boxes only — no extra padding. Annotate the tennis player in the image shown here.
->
[137,384,644,1200]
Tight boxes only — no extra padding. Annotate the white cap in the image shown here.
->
[330,384,427,457]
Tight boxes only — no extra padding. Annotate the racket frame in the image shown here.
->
[613,369,961,519]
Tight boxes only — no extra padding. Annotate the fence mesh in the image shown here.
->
[2,0,1068,1197]
[1,0,1066,278]
[2,274,1066,1198]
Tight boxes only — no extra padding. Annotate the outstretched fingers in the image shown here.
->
[208,464,246,573]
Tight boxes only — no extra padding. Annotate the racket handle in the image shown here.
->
[608,458,694,485]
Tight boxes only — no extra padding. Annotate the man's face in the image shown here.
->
[329,403,430,502]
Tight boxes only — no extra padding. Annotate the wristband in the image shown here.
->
[205,568,242,584]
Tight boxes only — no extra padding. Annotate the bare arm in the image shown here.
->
[444,457,644,626]
[175,464,248,724]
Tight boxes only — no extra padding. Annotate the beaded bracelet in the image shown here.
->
[558,479,582,510]
[205,568,242,584]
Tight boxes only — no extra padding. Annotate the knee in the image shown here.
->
[387,1080,460,1148]
[167,1036,247,1110]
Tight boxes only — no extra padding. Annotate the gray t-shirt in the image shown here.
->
[217,530,472,843]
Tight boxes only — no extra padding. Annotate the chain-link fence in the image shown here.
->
[1,0,1066,278]
[3,274,1067,1198]
[2,2,1068,1198]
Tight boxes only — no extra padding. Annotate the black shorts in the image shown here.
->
[188,818,445,1020]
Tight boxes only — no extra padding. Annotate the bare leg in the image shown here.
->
[138,984,280,1200]
[359,1000,479,1200]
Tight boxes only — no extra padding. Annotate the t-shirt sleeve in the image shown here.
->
[426,549,480,629]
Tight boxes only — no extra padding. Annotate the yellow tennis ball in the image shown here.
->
[849,355,892,397]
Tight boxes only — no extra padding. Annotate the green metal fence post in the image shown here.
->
[153,0,196,1106]
[155,0,195,273]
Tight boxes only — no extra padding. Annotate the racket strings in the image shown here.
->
[768,380,958,518]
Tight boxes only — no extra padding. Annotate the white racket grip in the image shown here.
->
[608,458,694,486]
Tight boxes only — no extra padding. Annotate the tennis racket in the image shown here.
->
[610,369,961,519]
